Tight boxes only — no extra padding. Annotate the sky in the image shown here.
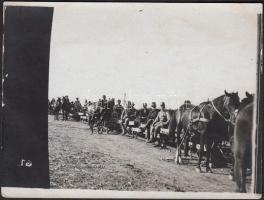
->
[45,3,262,108]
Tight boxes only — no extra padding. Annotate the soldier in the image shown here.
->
[150,102,170,148]
[83,99,88,114]
[65,96,70,120]
[49,98,56,114]
[74,97,82,112]
[101,95,108,109]
[54,97,62,120]
[138,103,149,124]
[113,99,124,119]
[120,101,137,135]
[100,95,109,125]
[145,102,159,143]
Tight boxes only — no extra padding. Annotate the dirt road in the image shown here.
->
[48,116,250,192]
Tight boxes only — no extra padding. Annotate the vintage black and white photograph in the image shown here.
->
[1,2,263,199]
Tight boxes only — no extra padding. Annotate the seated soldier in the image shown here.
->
[138,103,149,124]
[150,102,170,148]
[145,102,159,143]
[120,101,137,135]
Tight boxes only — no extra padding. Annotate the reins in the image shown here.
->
[211,100,236,126]
[188,99,236,126]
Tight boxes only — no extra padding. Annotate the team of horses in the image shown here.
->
[168,90,254,193]
[49,90,255,193]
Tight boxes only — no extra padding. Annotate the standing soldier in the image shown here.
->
[65,95,70,120]
[61,96,67,120]
[54,97,62,120]
[83,99,88,114]
[74,97,82,112]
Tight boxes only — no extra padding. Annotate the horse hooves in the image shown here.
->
[195,167,202,173]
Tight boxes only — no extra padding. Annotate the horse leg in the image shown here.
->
[234,156,247,193]
[229,155,235,181]
[205,140,213,173]
[234,143,247,193]
[229,136,235,180]
[196,131,205,173]
[177,124,182,156]
[90,123,93,134]
[175,126,182,164]
[184,130,189,157]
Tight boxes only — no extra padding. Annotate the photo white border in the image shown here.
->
[2,1,262,199]
[1,187,262,199]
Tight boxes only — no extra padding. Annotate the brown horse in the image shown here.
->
[228,92,254,180]
[168,103,196,163]
[191,90,240,173]
[169,91,240,172]
[233,102,254,193]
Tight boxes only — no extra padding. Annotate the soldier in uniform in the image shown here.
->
[145,102,159,143]
[54,97,62,120]
[138,103,149,123]
[120,101,137,135]
[74,97,82,112]
[150,102,170,148]
[101,95,108,109]
[83,99,88,114]
[100,95,108,124]
[113,99,124,120]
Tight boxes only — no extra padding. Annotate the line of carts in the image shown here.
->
[77,112,233,169]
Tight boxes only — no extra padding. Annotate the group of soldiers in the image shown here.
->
[49,96,83,120]
[119,101,171,147]
[49,94,172,148]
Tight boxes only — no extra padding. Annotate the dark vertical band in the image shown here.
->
[255,13,263,194]
[1,6,53,188]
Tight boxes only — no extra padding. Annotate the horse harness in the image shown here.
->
[188,100,235,126]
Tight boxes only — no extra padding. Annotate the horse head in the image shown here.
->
[241,91,254,107]
[224,90,240,116]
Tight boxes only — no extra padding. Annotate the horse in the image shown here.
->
[228,92,254,177]
[169,91,240,172]
[233,102,254,192]
[190,90,240,173]
[168,103,196,163]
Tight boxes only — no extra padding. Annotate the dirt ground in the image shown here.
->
[48,116,251,192]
